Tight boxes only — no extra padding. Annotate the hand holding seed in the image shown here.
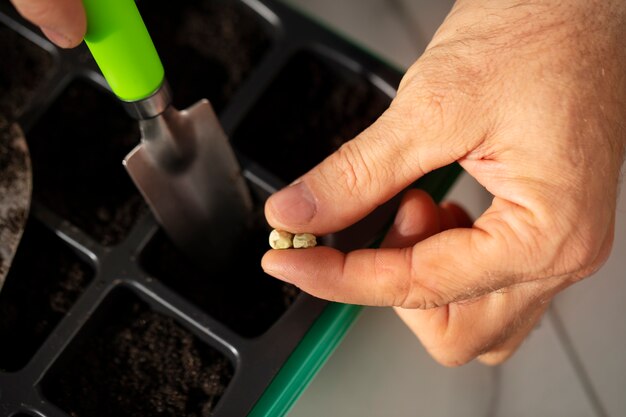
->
[263,0,626,366]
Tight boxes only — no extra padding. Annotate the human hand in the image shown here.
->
[262,0,626,366]
[10,0,85,48]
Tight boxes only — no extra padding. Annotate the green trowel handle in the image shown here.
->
[82,0,164,102]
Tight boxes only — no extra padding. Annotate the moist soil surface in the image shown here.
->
[233,50,391,183]
[0,219,92,372]
[137,0,271,111]
[26,80,145,246]
[0,119,30,282]
[43,293,233,417]
[141,213,299,338]
[0,25,52,120]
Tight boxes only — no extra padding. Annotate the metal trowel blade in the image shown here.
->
[0,120,31,290]
[124,99,252,270]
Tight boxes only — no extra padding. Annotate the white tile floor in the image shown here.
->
[279,0,626,416]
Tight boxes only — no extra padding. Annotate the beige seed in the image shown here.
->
[269,229,294,249]
[293,233,317,249]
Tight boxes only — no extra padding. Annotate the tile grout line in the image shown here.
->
[548,308,610,417]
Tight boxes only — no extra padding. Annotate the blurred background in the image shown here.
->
[277,1,626,416]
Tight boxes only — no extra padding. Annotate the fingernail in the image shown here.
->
[268,181,317,226]
[41,27,73,48]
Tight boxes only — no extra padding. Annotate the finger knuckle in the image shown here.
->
[399,51,486,122]
[428,346,474,367]
[400,259,451,309]
[391,73,484,166]
[560,229,614,281]
[416,309,485,367]
[334,143,364,190]
[392,79,451,135]
[530,199,615,281]
[330,141,381,199]
[403,242,481,309]
[427,322,499,367]
[365,249,399,306]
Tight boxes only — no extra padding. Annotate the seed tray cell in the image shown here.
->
[26,80,144,246]
[137,0,274,111]
[0,24,54,120]
[140,224,299,338]
[42,288,234,417]
[0,219,93,372]
[233,49,390,183]
[0,1,461,416]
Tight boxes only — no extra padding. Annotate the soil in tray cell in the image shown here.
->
[140,218,300,338]
[26,80,146,246]
[137,0,272,111]
[0,25,53,120]
[0,219,93,372]
[42,290,233,417]
[232,50,391,183]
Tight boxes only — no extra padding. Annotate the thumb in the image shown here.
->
[264,78,485,235]
[11,0,86,48]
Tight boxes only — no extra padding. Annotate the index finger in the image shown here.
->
[261,228,497,308]
[262,202,534,308]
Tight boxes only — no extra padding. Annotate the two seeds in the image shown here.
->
[269,229,317,249]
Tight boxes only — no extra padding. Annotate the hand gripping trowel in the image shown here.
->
[82,0,253,268]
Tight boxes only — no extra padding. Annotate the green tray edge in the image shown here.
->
[248,163,463,417]
[248,302,364,417]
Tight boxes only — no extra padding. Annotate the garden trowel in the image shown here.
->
[82,0,252,268]
[0,119,31,291]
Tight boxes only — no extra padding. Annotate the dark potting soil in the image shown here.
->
[26,80,146,246]
[0,118,29,193]
[140,218,300,338]
[0,219,93,372]
[232,50,391,183]
[0,25,53,120]
[0,119,30,281]
[137,0,271,111]
[43,292,233,417]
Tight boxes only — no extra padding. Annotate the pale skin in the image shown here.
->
[10,0,85,48]
[17,0,626,366]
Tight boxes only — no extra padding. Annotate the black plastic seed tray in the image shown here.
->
[0,1,460,416]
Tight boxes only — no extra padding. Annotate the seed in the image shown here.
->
[269,229,318,249]
[269,229,294,249]
[293,233,317,249]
